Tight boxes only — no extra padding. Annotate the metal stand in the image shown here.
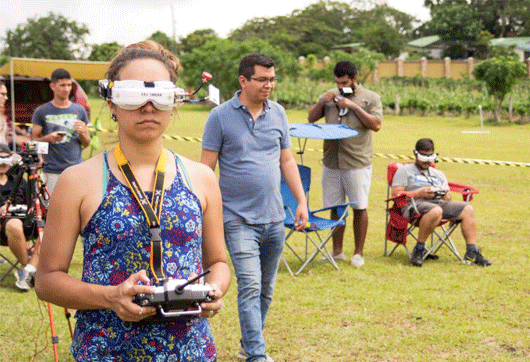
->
[462,105,490,134]
[4,147,73,362]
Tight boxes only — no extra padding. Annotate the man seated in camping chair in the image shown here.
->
[391,138,491,267]
[0,144,38,291]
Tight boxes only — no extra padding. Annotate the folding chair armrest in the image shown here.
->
[448,182,479,202]
[386,192,421,216]
[312,202,356,216]
[385,192,414,206]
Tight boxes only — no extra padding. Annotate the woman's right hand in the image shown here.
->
[107,269,157,322]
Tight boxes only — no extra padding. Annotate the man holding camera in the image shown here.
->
[0,144,38,291]
[391,138,491,267]
[308,60,382,267]
[31,68,90,194]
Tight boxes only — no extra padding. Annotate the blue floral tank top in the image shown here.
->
[71,151,216,362]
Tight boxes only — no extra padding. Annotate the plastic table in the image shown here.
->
[288,123,358,164]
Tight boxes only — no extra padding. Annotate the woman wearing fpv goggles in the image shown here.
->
[98,79,188,111]
[36,41,230,362]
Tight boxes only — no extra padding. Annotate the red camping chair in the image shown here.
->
[384,162,479,263]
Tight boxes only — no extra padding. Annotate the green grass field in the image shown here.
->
[1,98,529,361]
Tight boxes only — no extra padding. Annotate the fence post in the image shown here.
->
[527,58,530,78]
[397,57,404,77]
[467,57,474,78]
[444,57,451,78]
[421,57,427,77]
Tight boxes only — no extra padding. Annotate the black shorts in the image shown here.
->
[0,216,39,246]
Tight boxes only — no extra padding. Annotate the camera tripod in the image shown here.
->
[4,143,73,362]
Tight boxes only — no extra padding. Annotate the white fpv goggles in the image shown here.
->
[0,155,13,165]
[98,79,187,111]
[414,149,438,163]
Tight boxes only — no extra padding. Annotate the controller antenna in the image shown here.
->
[175,270,211,293]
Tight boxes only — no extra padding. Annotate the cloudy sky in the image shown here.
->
[1,0,430,48]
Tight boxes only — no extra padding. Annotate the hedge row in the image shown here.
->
[274,77,530,119]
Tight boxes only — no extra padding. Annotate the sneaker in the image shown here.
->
[464,249,492,266]
[14,268,31,291]
[238,346,274,362]
[27,268,36,287]
[350,254,365,267]
[410,245,425,267]
[318,252,346,263]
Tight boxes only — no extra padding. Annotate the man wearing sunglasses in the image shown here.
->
[31,69,90,194]
[0,144,39,291]
[391,138,491,267]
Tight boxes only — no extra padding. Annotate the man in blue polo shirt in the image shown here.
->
[201,53,308,362]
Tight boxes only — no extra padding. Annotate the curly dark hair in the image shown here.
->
[415,138,435,152]
[334,61,358,79]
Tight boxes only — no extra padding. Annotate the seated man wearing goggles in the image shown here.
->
[391,138,491,267]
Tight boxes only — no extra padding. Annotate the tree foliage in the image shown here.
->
[87,42,122,61]
[228,0,414,59]
[179,39,300,101]
[351,4,414,58]
[148,31,177,54]
[430,4,483,41]
[422,1,484,58]
[472,56,527,121]
[424,0,530,38]
[2,12,89,59]
[0,55,8,67]
[471,0,530,37]
[178,29,219,54]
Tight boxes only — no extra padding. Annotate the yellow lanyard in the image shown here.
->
[114,145,167,282]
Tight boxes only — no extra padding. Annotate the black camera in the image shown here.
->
[333,87,353,103]
[431,187,447,198]
[8,204,28,217]
[18,141,47,166]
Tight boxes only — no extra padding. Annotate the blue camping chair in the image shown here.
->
[281,164,356,276]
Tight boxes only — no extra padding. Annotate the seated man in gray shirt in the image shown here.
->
[391,138,491,267]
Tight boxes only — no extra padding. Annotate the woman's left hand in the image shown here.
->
[200,282,224,318]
